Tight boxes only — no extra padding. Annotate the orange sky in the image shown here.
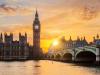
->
[0,0,100,52]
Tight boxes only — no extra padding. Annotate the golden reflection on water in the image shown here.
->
[0,60,99,75]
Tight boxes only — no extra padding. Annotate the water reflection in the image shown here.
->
[0,60,99,75]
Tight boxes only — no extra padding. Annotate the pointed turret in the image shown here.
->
[19,32,21,37]
[25,32,27,43]
[0,33,3,39]
[77,36,80,41]
[83,36,86,41]
[35,9,38,18]
[33,9,40,26]
[93,36,95,42]
[0,33,3,43]
[69,36,72,41]
[34,9,39,21]
[97,34,99,39]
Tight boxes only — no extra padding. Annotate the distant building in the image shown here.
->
[72,36,88,48]
[0,33,29,60]
[48,36,88,52]
[60,36,88,49]
[93,34,100,45]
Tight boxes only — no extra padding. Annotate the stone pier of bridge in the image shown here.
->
[96,46,100,64]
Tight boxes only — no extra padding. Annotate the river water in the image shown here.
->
[0,60,99,75]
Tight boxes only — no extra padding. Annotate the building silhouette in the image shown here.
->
[0,10,43,60]
[93,34,100,45]
[33,10,43,58]
[60,36,88,48]
[0,33,29,60]
[49,36,88,52]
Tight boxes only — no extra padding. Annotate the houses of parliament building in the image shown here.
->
[0,10,42,60]
[0,33,29,60]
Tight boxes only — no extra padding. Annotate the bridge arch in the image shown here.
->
[47,55,51,59]
[62,53,72,61]
[75,51,96,62]
[51,55,55,59]
[55,54,61,60]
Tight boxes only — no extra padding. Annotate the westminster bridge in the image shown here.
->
[47,45,100,63]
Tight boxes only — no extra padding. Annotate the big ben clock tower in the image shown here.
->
[33,10,41,58]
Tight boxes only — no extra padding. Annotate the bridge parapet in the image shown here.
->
[75,46,96,56]
[96,45,100,63]
[84,47,96,54]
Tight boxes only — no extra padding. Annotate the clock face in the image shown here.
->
[35,25,39,29]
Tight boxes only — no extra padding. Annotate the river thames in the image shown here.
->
[0,60,99,75]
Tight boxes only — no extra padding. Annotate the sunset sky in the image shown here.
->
[0,0,100,52]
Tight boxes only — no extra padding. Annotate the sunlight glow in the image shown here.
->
[52,40,59,46]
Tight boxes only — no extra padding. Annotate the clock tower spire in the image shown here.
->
[33,10,40,48]
[33,9,42,58]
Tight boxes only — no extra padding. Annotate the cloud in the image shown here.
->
[0,3,33,16]
[0,4,16,15]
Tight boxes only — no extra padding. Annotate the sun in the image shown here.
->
[52,40,59,46]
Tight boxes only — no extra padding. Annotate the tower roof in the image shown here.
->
[34,9,40,24]
[83,36,86,41]
[69,36,72,41]
[97,34,99,39]
[35,9,39,18]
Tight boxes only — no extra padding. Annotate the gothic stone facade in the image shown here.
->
[33,10,43,58]
[0,33,29,60]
